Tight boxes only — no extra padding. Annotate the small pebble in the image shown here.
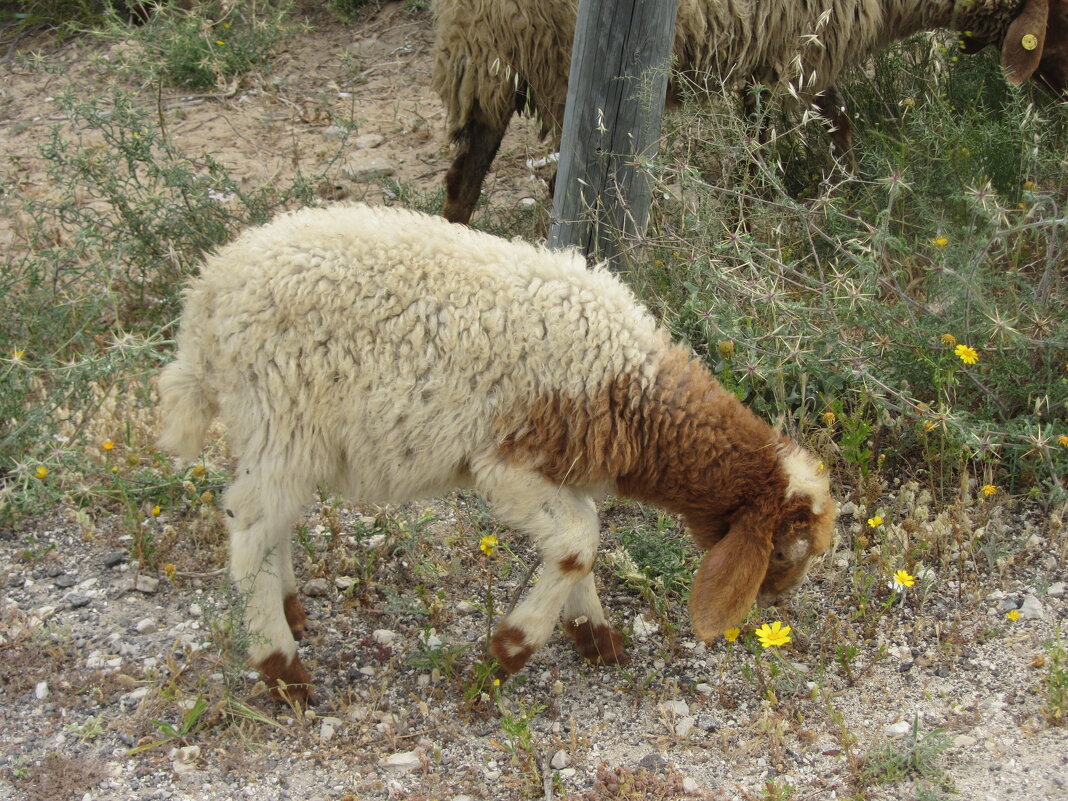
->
[884,721,912,738]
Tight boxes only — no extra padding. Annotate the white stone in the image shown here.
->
[342,157,396,182]
[953,734,978,748]
[35,681,49,700]
[135,618,157,634]
[380,750,421,773]
[659,700,689,716]
[335,576,355,591]
[170,745,200,774]
[682,777,700,793]
[320,716,343,742]
[675,716,696,738]
[1048,582,1066,597]
[353,133,385,149]
[1019,594,1045,620]
[632,614,659,640]
[188,603,203,617]
[133,575,159,594]
[695,683,713,696]
[884,721,912,738]
[550,749,570,770]
[373,629,399,646]
[456,601,478,614]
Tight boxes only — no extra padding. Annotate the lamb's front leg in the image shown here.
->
[561,572,630,666]
[479,467,601,674]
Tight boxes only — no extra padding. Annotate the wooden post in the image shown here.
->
[547,0,679,269]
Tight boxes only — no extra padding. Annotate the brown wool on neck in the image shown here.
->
[497,346,785,524]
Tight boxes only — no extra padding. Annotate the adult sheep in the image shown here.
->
[432,0,1068,223]
[158,203,836,703]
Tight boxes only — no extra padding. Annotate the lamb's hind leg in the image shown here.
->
[477,465,602,674]
[443,110,509,224]
[225,470,314,703]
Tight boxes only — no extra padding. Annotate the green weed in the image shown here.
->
[1042,632,1068,726]
[95,1,296,90]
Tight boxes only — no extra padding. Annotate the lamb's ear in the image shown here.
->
[1002,0,1050,84]
[689,513,772,642]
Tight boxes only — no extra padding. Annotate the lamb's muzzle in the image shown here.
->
[158,203,837,702]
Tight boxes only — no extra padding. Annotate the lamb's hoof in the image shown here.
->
[258,651,316,706]
[490,623,535,675]
[283,593,308,641]
[564,619,630,666]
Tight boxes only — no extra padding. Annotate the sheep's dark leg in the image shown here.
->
[443,113,509,224]
[814,86,856,170]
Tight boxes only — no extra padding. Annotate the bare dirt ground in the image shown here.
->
[1,3,1067,801]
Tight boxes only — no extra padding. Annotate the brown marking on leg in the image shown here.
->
[558,553,589,574]
[490,623,536,675]
[564,619,631,666]
[283,593,307,641]
[258,650,315,705]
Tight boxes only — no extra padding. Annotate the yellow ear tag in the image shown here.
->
[1021,33,1038,51]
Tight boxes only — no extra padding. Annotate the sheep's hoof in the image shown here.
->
[564,619,631,666]
[283,593,308,641]
[490,623,535,675]
[258,651,317,706]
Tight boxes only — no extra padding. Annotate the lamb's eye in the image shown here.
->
[773,550,787,562]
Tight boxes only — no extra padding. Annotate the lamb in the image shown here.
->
[158,203,836,702]
[432,0,1068,223]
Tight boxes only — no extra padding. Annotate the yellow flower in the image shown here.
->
[932,236,949,248]
[215,39,226,45]
[479,535,499,556]
[151,505,161,516]
[891,569,915,589]
[1005,609,1021,621]
[867,515,883,528]
[164,563,176,579]
[102,440,115,452]
[11,349,25,361]
[191,464,207,479]
[723,627,741,643]
[34,465,48,479]
[200,491,214,504]
[1023,180,1035,191]
[1058,435,1068,448]
[717,341,735,358]
[940,333,957,347]
[954,344,978,365]
[981,484,997,497]
[821,411,836,426]
[754,621,792,648]
[923,420,936,432]
[492,678,501,687]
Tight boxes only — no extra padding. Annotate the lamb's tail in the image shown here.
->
[158,354,216,463]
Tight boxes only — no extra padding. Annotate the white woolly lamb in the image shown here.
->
[432,0,1068,223]
[158,203,836,702]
